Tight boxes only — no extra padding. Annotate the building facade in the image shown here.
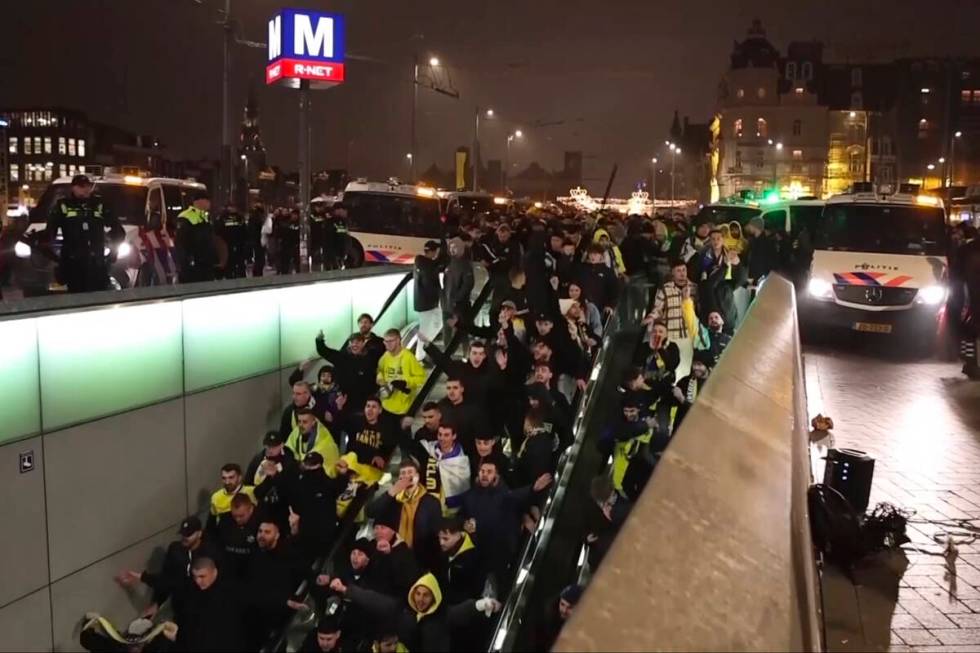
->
[3,109,92,205]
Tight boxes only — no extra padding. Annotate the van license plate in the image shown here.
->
[853,322,892,334]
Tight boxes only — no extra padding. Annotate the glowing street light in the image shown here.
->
[504,130,525,191]
[949,131,964,187]
[429,56,440,67]
[486,109,495,118]
[651,157,659,202]
[927,163,935,170]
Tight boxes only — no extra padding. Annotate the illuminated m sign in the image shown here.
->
[268,15,281,61]
[294,14,334,58]
[266,9,345,88]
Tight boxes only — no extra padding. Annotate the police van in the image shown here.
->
[14,169,206,294]
[341,178,446,265]
[800,183,948,347]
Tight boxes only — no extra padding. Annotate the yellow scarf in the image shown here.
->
[395,485,428,548]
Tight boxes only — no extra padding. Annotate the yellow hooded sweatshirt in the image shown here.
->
[408,573,444,622]
[592,228,626,276]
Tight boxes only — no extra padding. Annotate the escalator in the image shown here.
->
[489,277,653,652]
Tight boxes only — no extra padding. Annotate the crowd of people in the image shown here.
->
[78,200,862,652]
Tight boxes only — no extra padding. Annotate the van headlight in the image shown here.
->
[117,241,132,258]
[14,241,32,259]
[807,278,834,300]
[916,285,946,306]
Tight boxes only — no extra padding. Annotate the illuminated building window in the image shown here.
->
[973,90,980,105]
[801,62,813,80]
[33,137,41,153]
[851,92,863,109]
[734,118,743,138]
[9,163,18,182]
[918,118,929,139]
[58,137,66,155]
[44,163,53,182]
[792,149,803,160]
[757,87,766,99]
[59,164,67,178]
[24,137,32,155]
[736,88,745,99]
[43,137,52,154]
[8,137,16,154]
[78,139,86,157]
[756,118,768,138]
[792,120,802,136]
[68,138,76,157]
[795,87,804,95]
[849,152,863,174]
[786,62,797,81]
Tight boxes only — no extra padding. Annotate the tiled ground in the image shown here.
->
[805,343,980,653]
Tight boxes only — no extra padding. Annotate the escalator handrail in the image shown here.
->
[373,271,414,325]
[487,275,656,652]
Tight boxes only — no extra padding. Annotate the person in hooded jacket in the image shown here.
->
[600,395,654,499]
[591,227,626,277]
[335,572,501,653]
[442,236,475,348]
[245,431,299,534]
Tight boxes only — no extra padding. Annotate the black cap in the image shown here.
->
[351,538,374,557]
[317,614,341,634]
[263,430,284,447]
[692,349,715,368]
[374,508,401,532]
[177,515,203,537]
[534,312,553,323]
[423,240,440,251]
[560,584,584,605]
[622,392,645,409]
[303,451,324,467]
[71,174,92,187]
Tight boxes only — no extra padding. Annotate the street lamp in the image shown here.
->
[504,130,524,191]
[473,107,495,191]
[949,131,963,187]
[412,54,444,183]
[651,157,659,204]
[668,144,681,208]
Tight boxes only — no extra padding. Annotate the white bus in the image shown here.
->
[342,179,447,265]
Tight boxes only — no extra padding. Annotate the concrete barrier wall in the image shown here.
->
[555,275,822,652]
[0,268,415,652]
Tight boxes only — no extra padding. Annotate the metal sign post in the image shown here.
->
[266,9,346,271]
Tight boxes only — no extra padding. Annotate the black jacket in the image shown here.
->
[140,537,223,622]
[695,249,748,326]
[290,467,346,555]
[460,480,534,562]
[438,536,484,605]
[342,332,385,369]
[513,432,556,489]
[577,262,619,311]
[247,450,300,533]
[244,541,306,629]
[366,492,442,570]
[343,415,398,468]
[46,194,125,266]
[476,235,522,283]
[371,539,422,598]
[316,336,379,413]
[436,397,487,453]
[424,344,501,411]
[279,398,329,440]
[745,233,779,282]
[444,256,475,316]
[216,512,260,580]
[414,254,445,312]
[178,575,248,652]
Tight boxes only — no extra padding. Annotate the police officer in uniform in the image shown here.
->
[216,204,248,279]
[276,208,301,275]
[308,197,329,272]
[46,174,125,293]
[326,202,350,269]
[175,191,218,283]
[248,203,268,277]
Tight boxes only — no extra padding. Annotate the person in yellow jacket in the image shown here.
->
[208,463,256,528]
[592,227,626,277]
[286,409,340,477]
[377,328,426,418]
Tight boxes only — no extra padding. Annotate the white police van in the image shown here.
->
[341,178,446,265]
[14,168,206,294]
[800,183,948,347]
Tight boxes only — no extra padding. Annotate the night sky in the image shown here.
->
[4,0,980,194]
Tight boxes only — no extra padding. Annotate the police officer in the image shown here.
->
[276,208,301,275]
[248,203,268,277]
[325,202,350,270]
[308,197,329,271]
[216,204,248,279]
[46,174,124,293]
[175,191,218,283]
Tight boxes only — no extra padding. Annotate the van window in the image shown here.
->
[761,210,787,233]
[816,204,945,256]
[345,191,442,238]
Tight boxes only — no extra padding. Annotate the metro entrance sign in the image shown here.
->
[266,9,346,88]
